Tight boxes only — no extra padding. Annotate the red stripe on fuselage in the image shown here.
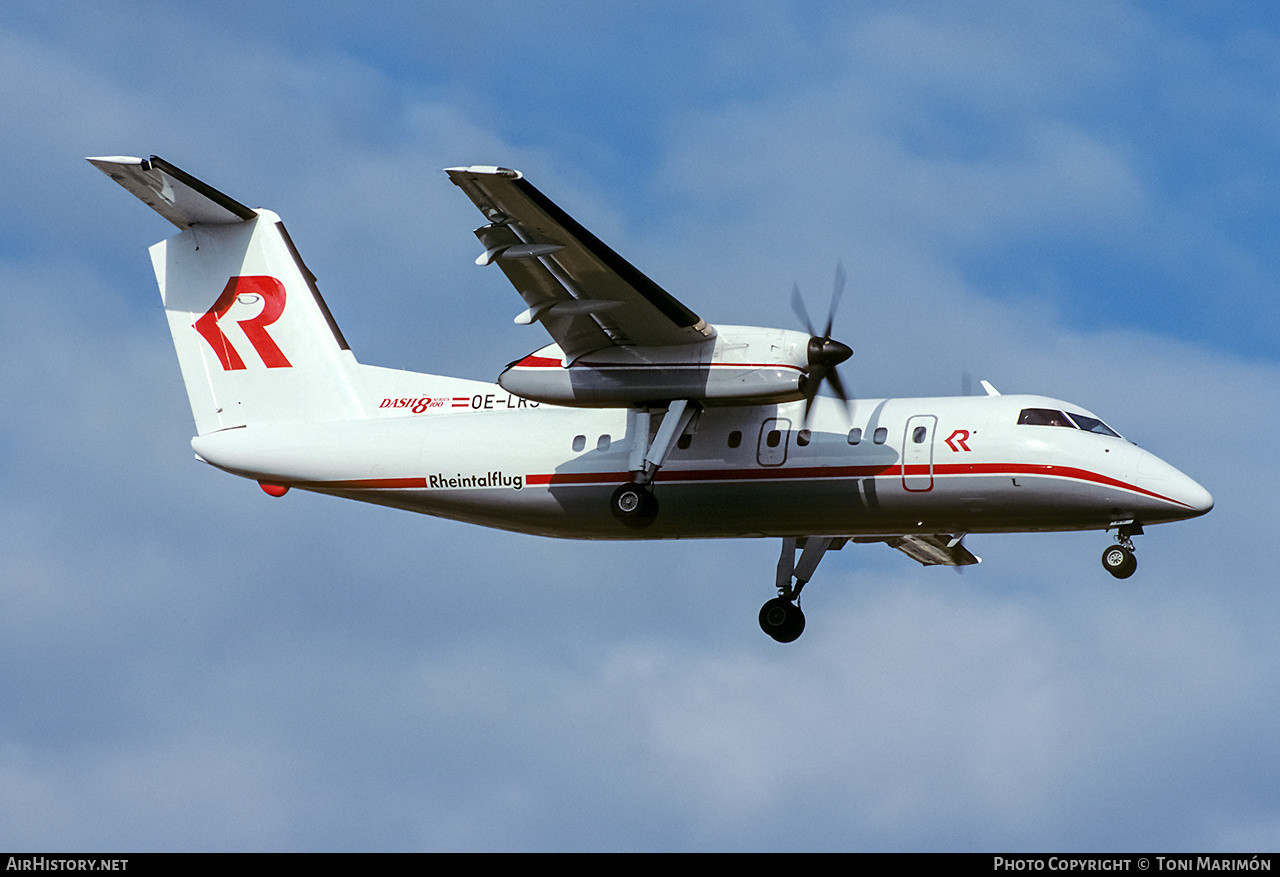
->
[526,463,1188,507]
[301,477,429,489]
[307,463,1190,509]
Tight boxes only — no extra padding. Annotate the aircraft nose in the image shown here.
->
[1137,450,1213,518]
[1176,474,1214,517]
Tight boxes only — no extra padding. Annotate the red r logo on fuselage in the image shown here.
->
[194,275,293,370]
[944,429,972,452]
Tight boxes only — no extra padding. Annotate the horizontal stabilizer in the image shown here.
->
[92,152,366,434]
[87,155,257,229]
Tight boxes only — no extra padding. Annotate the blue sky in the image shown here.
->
[2,0,1278,851]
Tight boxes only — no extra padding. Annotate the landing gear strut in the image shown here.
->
[759,536,845,642]
[614,400,699,528]
[1102,523,1142,579]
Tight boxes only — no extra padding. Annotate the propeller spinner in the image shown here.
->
[791,263,853,420]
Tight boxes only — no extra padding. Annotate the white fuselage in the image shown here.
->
[88,153,1214,630]
[190,383,1213,541]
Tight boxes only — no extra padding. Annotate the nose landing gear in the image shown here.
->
[1102,523,1142,579]
[1102,544,1137,578]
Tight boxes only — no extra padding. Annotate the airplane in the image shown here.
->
[89,155,1214,643]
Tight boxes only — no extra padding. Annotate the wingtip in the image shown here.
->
[86,155,145,165]
[444,165,523,179]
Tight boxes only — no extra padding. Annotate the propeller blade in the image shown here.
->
[823,261,846,338]
[791,283,814,335]
[826,365,849,404]
[801,369,822,422]
[791,263,854,425]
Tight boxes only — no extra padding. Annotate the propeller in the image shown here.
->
[791,262,853,421]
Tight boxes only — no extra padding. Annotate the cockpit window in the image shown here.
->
[1067,413,1122,438]
[1018,408,1075,427]
[1017,407,1124,439]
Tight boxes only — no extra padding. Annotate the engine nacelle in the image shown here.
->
[497,325,811,407]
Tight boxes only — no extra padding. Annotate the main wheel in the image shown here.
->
[1101,544,1137,579]
[758,597,805,642]
[611,482,658,528]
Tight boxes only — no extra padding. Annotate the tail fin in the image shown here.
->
[90,156,364,434]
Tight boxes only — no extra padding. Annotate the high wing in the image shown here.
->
[856,534,982,566]
[446,166,714,362]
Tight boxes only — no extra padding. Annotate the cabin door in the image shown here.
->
[902,415,937,491]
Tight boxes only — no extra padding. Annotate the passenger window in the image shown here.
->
[913,426,927,444]
[677,434,692,450]
[796,429,811,447]
[847,427,862,445]
[596,435,611,451]
[572,434,586,452]
[728,430,742,449]
[873,427,888,444]
[766,430,781,448]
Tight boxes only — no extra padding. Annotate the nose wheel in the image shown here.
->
[1101,544,1137,578]
[1102,524,1141,579]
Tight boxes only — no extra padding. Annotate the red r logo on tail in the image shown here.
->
[194,276,293,370]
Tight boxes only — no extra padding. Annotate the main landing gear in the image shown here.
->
[1102,523,1142,579]
[760,537,846,643]
[759,597,805,643]
[611,481,658,527]
[612,400,699,529]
